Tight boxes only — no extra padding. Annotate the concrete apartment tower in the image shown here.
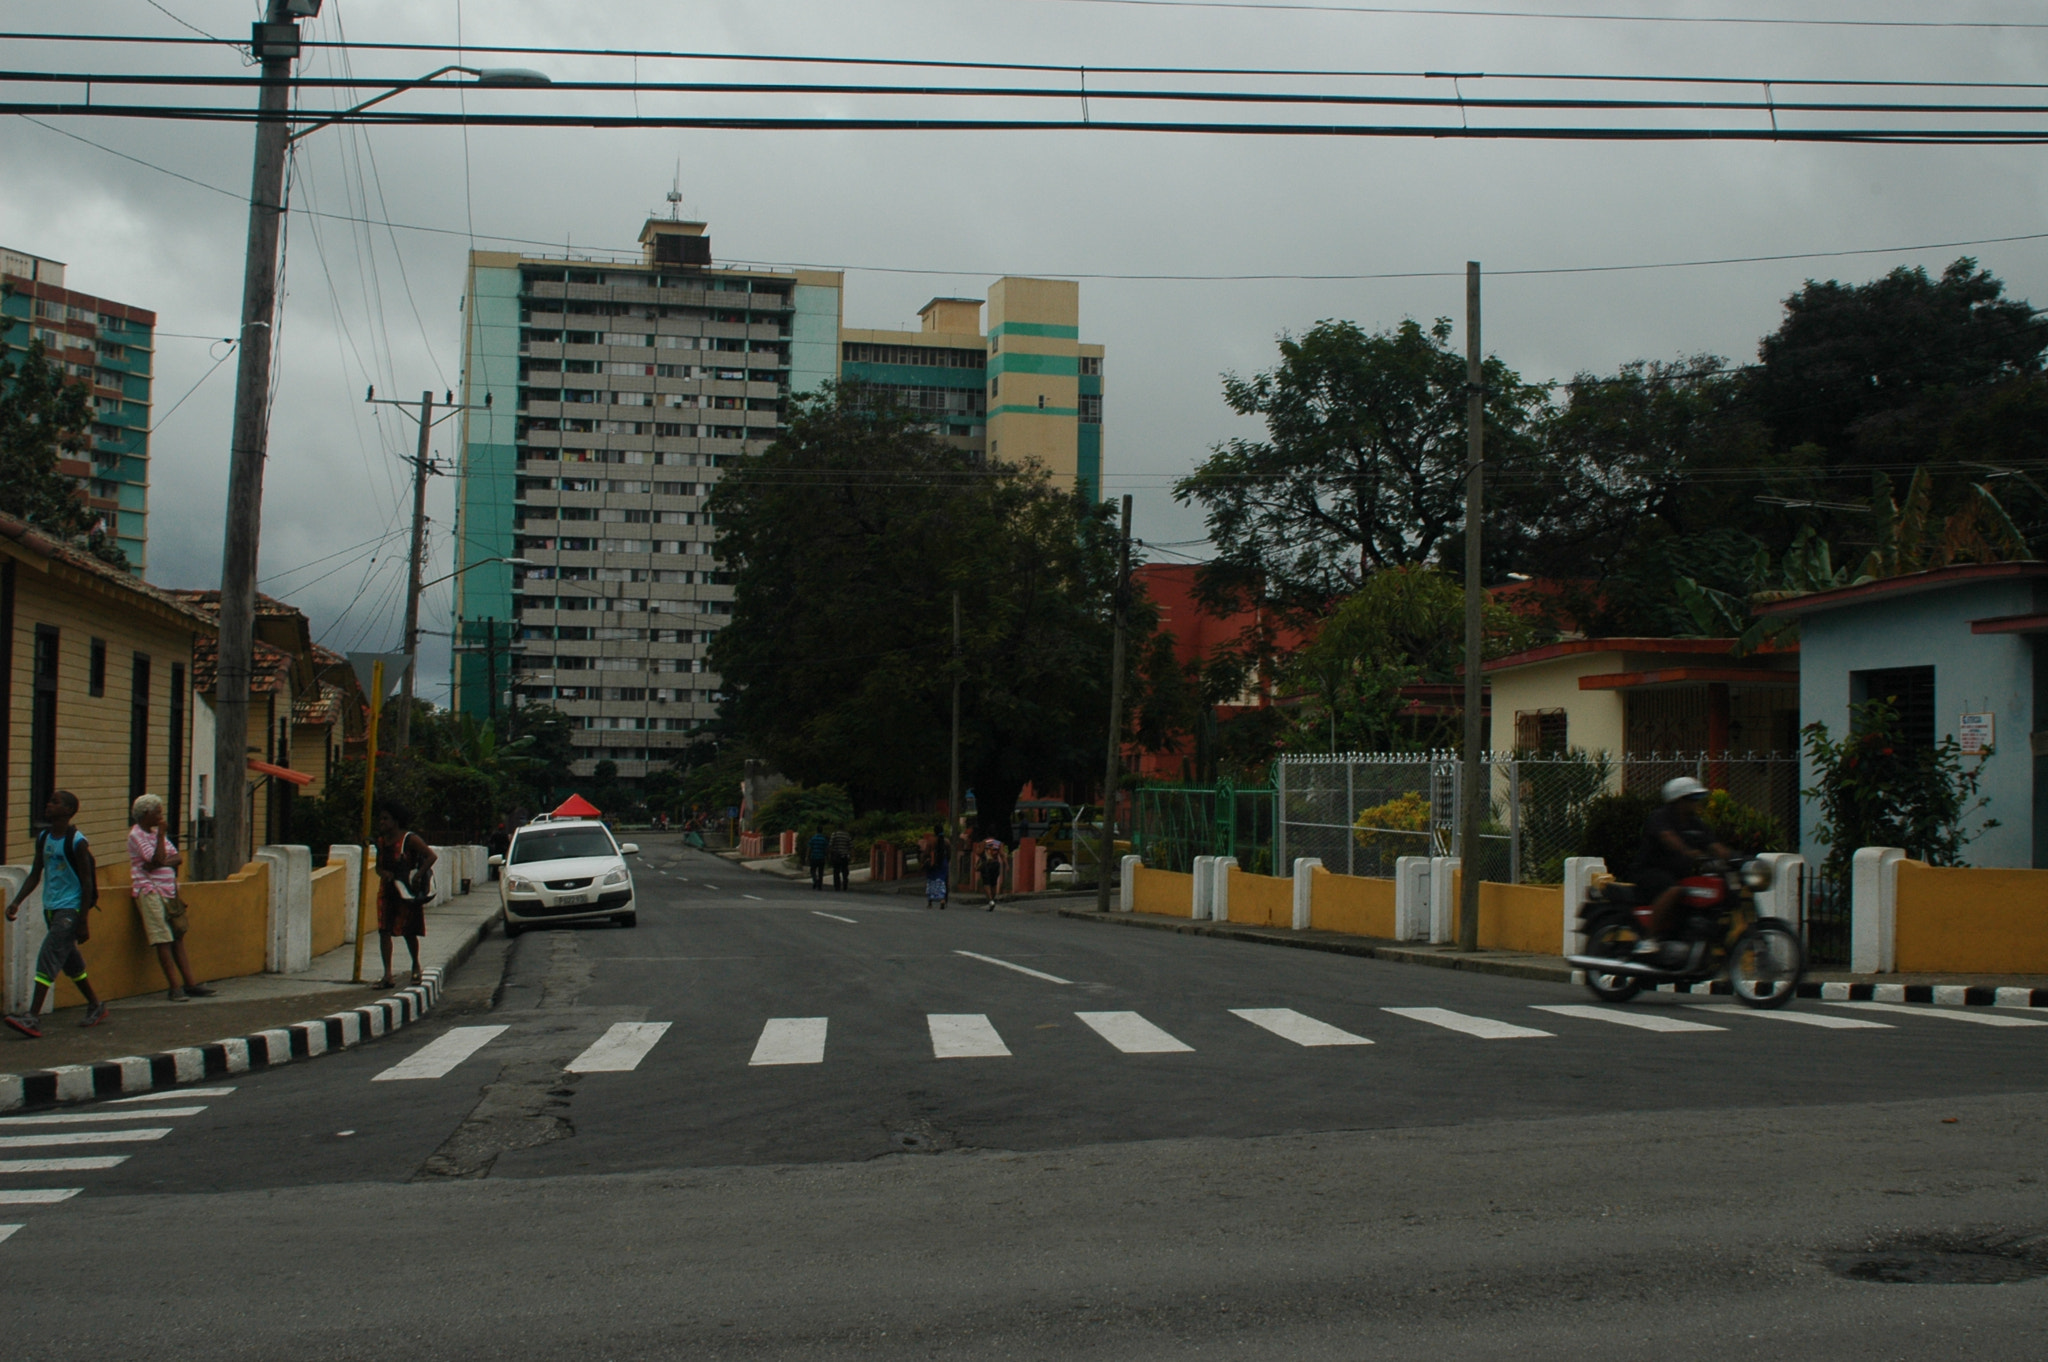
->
[0,248,156,572]
[452,217,1102,777]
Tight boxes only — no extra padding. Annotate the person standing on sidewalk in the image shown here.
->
[373,800,437,989]
[128,794,213,1002]
[3,790,109,1037]
[827,826,853,891]
[806,829,829,890]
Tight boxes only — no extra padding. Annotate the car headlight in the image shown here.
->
[507,877,538,895]
[601,867,631,887]
[1740,859,1773,891]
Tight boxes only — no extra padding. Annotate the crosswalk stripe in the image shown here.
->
[0,1107,207,1126]
[0,1225,19,1244]
[1382,1007,1553,1040]
[0,1129,171,1150]
[1686,1005,1890,1029]
[0,1189,80,1205]
[928,1014,1011,1059]
[1230,1008,1373,1047]
[750,1017,828,1066]
[1076,1011,1193,1054]
[1533,1004,1725,1034]
[955,950,1073,985]
[371,1025,510,1081]
[112,1087,236,1103]
[1826,1001,2048,1028]
[0,1157,128,1173]
[567,1022,671,1073]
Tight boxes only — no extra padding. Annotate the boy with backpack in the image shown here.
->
[4,790,109,1037]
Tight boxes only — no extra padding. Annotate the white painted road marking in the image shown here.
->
[112,1087,235,1103]
[1383,1007,1553,1040]
[702,883,720,891]
[1076,1011,1194,1054]
[928,1014,1011,1059]
[0,1107,207,1126]
[1827,1001,2048,1028]
[0,1157,128,1173]
[1687,1005,1891,1029]
[955,950,1073,985]
[0,1128,171,1149]
[750,1017,828,1066]
[371,1025,509,1081]
[567,1022,672,1073]
[1230,1008,1373,1047]
[742,894,764,901]
[1534,1004,1725,1033]
[813,911,858,924]
[0,1189,79,1205]
[0,1225,19,1244]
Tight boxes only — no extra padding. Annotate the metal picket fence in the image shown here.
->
[1131,780,1279,875]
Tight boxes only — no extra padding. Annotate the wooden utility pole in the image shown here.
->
[949,590,963,858]
[1458,262,1486,952]
[1096,495,1133,913]
[207,0,299,879]
[350,659,387,985]
[392,390,434,752]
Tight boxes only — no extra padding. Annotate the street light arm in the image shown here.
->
[287,65,549,144]
[418,555,533,592]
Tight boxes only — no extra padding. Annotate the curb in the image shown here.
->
[1634,978,2048,1008]
[0,907,497,1114]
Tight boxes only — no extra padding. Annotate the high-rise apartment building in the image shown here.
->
[451,219,1104,777]
[0,248,155,572]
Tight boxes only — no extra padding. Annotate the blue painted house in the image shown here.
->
[1759,563,2047,870]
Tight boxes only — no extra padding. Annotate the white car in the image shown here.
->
[491,817,641,934]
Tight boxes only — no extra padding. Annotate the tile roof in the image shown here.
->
[192,637,295,695]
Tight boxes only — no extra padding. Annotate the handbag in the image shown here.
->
[162,895,190,936]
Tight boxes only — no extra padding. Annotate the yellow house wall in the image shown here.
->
[49,858,270,1007]
[1308,868,1397,938]
[1133,865,1195,916]
[1486,653,1628,758]
[1895,862,2048,974]
[1226,866,1294,928]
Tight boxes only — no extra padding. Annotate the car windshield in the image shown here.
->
[509,827,617,864]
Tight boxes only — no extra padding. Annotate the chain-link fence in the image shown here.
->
[1275,751,1801,885]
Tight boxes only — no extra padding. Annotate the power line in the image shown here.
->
[1000,0,2048,29]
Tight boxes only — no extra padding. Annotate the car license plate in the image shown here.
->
[555,892,591,907]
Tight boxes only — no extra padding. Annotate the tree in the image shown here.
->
[708,382,1130,833]
[0,338,99,538]
[1175,318,1550,621]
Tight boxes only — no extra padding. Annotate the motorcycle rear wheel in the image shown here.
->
[1729,923,1804,1010]
[1580,919,1644,1003]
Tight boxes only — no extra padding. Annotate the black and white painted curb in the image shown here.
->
[0,969,444,1113]
[1567,972,2048,1008]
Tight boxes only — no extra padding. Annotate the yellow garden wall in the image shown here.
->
[310,862,349,956]
[1133,865,1195,917]
[1445,871,1564,955]
[1895,862,2048,974]
[1226,867,1294,928]
[51,860,270,1007]
[1309,869,1396,938]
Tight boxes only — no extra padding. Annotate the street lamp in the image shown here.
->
[419,555,536,593]
[205,0,549,877]
[288,66,552,144]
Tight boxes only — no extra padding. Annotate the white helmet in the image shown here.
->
[1661,776,1709,804]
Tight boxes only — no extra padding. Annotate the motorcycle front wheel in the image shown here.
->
[1729,923,1805,1009]
[1580,918,1644,1003]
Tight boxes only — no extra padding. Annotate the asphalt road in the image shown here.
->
[6,837,2047,1359]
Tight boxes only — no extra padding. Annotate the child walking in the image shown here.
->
[4,790,109,1037]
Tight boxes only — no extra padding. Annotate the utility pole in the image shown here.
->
[1457,262,1486,952]
[207,0,303,879]
[1096,494,1133,913]
[393,390,434,751]
[949,590,963,858]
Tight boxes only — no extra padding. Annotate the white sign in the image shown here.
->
[1959,713,1994,755]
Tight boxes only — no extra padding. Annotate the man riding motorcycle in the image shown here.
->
[1629,776,1734,964]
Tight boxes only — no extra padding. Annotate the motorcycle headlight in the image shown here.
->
[602,866,631,887]
[1740,859,1773,892]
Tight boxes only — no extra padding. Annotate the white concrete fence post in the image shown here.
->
[255,844,313,974]
[1427,855,1461,944]
[1752,852,1808,927]
[1560,857,1607,956]
[326,845,363,943]
[0,866,40,1014]
[1394,856,1431,942]
[1212,856,1238,924]
[1851,846,1906,974]
[1290,857,1321,931]
[1118,854,1142,912]
[1191,855,1216,920]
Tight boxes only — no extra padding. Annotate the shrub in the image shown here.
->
[1701,790,1785,855]
[753,784,855,838]
[1578,792,1655,872]
[1803,698,1996,877]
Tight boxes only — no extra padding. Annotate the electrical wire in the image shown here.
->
[1004,0,2048,29]
[145,339,236,434]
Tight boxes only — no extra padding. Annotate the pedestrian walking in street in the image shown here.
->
[3,790,108,1037]
[128,793,213,1002]
[373,800,437,989]
[807,828,829,890]
[976,835,1009,910]
[827,826,853,891]
[920,824,951,909]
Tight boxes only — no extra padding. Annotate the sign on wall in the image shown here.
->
[1959,713,1994,755]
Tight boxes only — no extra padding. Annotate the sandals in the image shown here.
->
[372,976,395,989]
[410,967,424,985]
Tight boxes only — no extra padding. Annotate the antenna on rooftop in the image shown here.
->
[666,159,683,221]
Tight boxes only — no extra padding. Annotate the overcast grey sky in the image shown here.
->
[5,1,2047,702]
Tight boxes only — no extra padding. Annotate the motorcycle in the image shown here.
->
[1564,857,1805,1009]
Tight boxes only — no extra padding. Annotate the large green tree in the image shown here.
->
[708,383,1130,833]
[0,338,97,536]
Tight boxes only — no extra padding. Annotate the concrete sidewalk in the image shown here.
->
[0,885,500,1104]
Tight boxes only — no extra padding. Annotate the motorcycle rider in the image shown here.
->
[1629,777,1734,963]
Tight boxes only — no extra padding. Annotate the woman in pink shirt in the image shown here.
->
[129,794,212,1001]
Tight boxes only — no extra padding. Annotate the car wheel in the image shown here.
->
[614,912,637,928]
